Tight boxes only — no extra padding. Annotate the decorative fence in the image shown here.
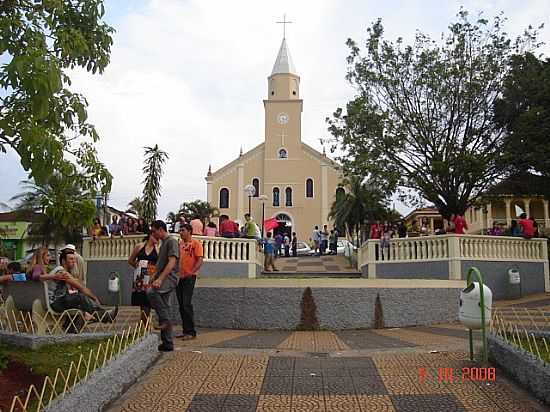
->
[491,306,550,363]
[9,317,152,412]
[0,306,144,335]
[358,234,549,287]
[83,234,260,262]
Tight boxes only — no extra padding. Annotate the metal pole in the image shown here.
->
[261,202,265,239]
[466,266,488,365]
[248,196,251,215]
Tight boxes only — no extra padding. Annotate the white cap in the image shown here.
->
[62,244,76,251]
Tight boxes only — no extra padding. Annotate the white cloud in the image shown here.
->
[2,0,549,219]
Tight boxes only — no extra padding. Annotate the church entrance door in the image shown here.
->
[274,213,292,238]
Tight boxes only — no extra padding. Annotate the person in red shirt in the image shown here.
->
[518,213,535,239]
[369,221,382,239]
[176,223,204,339]
[452,214,468,234]
[219,215,237,238]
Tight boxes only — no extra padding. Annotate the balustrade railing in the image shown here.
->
[83,234,259,263]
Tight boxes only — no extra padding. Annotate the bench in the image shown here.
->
[1,281,81,335]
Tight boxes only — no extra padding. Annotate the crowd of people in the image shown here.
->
[89,215,149,238]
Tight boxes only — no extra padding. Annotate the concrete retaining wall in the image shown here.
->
[488,334,550,405]
[461,261,546,300]
[45,333,159,412]
[374,261,449,280]
[165,285,461,330]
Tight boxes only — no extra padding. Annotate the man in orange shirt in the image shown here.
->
[177,223,204,339]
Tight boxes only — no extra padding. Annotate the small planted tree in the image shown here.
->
[141,145,168,223]
[298,287,319,331]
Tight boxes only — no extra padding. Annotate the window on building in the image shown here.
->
[252,178,259,197]
[306,179,314,198]
[219,188,229,209]
[336,187,345,203]
[273,187,280,207]
[278,148,288,159]
[285,187,293,206]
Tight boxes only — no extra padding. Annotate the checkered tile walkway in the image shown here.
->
[108,325,548,412]
[264,255,359,275]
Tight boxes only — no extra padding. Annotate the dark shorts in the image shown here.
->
[131,291,150,307]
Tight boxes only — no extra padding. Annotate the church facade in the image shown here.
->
[205,38,343,241]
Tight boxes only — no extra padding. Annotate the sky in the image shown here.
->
[1,0,550,219]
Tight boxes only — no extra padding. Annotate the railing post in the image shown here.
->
[448,235,462,280]
[542,238,550,293]
[367,240,377,279]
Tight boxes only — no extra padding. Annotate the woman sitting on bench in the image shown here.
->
[40,250,118,323]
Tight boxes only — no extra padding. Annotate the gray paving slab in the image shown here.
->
[414,326,480,340]
[335,330,417,350]
[212,331,292,349]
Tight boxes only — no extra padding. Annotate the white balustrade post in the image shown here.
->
[542,239,550,292]
[248,240,257,278]
[448,236,462,280]
[367,240,377,279]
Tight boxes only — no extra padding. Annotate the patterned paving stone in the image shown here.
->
[356,395,396,412]
[214,331,293,349]
[258,394,292,407]
[325,395,361,411]
[292,376,324,395]
[291,395,326,411]
[391,394,466,412]
[324,376,356,395]
[335,330,417,350]
[353,376,389,396]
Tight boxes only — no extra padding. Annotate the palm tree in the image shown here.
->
[126,197,144,217]
[141,145,169,223]
[178,200,219,223]
[11,174,96,258]
[329,176,388,244]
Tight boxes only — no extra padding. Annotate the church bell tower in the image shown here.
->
[264,37,303,160]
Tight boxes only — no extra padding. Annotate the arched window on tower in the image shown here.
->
[336,187,345,203]
[278,148,288,159]
[306,179,314,198]
[285,187,293,206]
[219,188,229,209]
[273,187,280,207]
[252,178,260,197]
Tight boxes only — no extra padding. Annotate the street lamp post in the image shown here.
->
[243,184,256,216]
[258,195,268,239]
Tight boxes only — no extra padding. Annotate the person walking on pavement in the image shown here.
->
[176,223,203,340]
[146,220,180,352]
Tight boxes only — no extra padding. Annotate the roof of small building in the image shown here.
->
[483,173,550,197]
[0,211,38,222]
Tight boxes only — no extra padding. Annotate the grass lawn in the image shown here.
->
[513,336,550,363]
[0,337,119,411]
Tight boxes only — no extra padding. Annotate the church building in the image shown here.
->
[205,37,343,241]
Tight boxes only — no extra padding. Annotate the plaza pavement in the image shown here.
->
[107,322,549,412]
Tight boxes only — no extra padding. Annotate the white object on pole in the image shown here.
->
[108,274,120,293]
[508,269,520,285]
[459,282,492,330]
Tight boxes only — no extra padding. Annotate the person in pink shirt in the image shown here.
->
[190,216,204,236]
[204,221,218,237]
[369,221,382,239]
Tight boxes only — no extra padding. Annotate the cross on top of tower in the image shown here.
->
[276,13,293,39]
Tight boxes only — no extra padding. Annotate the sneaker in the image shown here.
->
[158,343,174,352]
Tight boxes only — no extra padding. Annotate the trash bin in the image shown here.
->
[508,268,521,299]
[459,282,493,330]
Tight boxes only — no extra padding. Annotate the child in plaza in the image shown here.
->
[263,232,278,272]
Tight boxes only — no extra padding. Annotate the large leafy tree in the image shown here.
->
[0,0,113,192]
[329,176,388,240]
[178,200,218,223]
[494,52,550,178]
[10,166,96,255]
[141,145,168,223]
[327,10,540,218]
